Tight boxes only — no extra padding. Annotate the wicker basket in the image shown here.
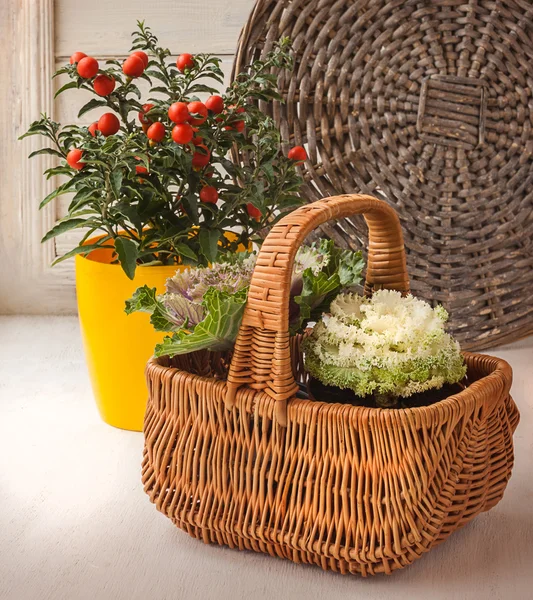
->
[142,194,519,576]
[232,0,533,350]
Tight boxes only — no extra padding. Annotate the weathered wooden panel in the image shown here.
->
[55,0,254,57]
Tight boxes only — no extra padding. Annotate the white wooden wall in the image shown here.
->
[0,0,255,314]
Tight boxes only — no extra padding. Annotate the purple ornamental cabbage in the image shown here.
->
[125,242,364,357]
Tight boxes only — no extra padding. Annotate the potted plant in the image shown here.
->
[21,22,305,430]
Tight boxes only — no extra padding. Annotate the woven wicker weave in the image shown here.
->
[142,194,519,576]
[232,0,533,350]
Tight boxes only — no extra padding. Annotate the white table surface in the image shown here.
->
[1,316,532,600]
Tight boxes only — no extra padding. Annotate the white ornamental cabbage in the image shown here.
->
[303,289,467,400]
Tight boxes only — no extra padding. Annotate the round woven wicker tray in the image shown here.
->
[232,0,533,350]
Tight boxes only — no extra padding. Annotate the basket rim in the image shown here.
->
[146,351,511,419]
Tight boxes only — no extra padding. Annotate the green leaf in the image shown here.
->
[187,84,220,95]
[125,152,149,169]
[113,203,143,234]
[52,66,71,78]
[292,268,341,333]
[175,242,198,262]
[78,98,107,118]
[28,148,64,159]
[198,228,220,263]
[128,84,142,99]
[51,243,108,265]
[338,250,365,287]
[41,218,88,243]
[68,187,98,212]
[182,193,199,226]
[18,123,51,141]
[114,236,138,280]
[110,169,123,199]
[54,81,79,98]
[44,167,73,179]
[125,284,157,314]
[144,70,168,83]
[289,243,365,334]
[19,129,48,141]
[39,182,74,209]
[149,306,176,331]
[125,285,181,332]
[149,86,173,96]
[154,287,248,357]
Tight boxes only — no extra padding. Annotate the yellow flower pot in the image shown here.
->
[75,232,246,431]
[76,241,179,431]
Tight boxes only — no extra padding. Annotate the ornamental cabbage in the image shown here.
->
[125,255,254,354]
[125,242,364,357]
[303,290,467,405]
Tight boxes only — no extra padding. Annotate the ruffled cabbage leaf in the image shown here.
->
[154,287,248,356]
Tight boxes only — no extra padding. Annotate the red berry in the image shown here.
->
[97,113,120,136]
[132,51,149,68]
[246,203,261,221]
[67,148,84,170]
[187,101,208,126]
[171,123,194,144]
[88,122,99,137]
[93,74,115,96]
[224,121,244,133]
[177,195,186,215]
[69,51,87,65]
[122,55,145,78]
[146,122,165,142]
[77,56,99,79]
[190,127,203,145]
[288,145,307,162]
[228,105,245,114]
[168,102,189,124]
[138,103,154,125]
[199,185,218,204]
[135,156,148,175]
[192,144,211,169]
[205,95,224,114]
[176,53,194,72]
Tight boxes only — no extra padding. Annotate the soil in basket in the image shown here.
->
[306,377,465,409]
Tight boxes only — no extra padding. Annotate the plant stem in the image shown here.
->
[102,172,117,240]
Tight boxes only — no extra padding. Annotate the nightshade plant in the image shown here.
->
[303,290,467,407]
[20,22,304,279]
[125,242,365,356]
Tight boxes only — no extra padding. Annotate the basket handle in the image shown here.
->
[225,194,410,425]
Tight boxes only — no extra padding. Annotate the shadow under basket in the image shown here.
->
[141,195,520,576]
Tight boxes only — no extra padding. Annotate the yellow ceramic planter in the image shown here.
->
[76,242,179,431]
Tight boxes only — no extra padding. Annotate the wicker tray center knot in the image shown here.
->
[417,75,488,149]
